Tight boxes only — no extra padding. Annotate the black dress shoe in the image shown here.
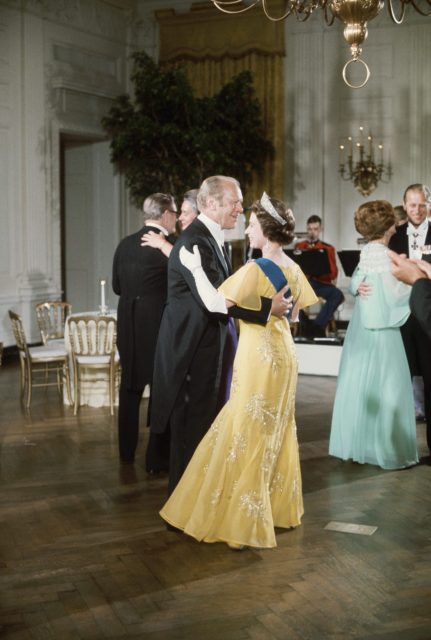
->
[146,467,168,475]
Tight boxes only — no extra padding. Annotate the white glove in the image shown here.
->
[179,245,227,314]
[179,245,202,272]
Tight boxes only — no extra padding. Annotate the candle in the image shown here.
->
[367,135,372,157]
[378,144,383,165]
[348,136,353,157]
[339,144,345,164]
[100,279,106,309]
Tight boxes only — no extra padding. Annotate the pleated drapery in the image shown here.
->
[157,2,285,202]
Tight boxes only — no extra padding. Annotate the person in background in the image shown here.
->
[159,193,317,549]
[393,204,408,226]
[295,215,344,337]
[389,250,431,462]
[388,183,431,437]
[150,176,292,499]
[329,200,418,470]
[141,189,199,255]
[112,193,177,468]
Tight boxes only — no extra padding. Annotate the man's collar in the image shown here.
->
[407,219,429,235]
[146,222,169,236]
[198,213,225,245]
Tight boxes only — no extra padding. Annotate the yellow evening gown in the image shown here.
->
[160,260,317,548]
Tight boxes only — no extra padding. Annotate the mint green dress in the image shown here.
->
[329,243,418,470]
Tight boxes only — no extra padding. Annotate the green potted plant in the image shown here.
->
[102,51,273,206]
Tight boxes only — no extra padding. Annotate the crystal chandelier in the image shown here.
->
[339,126,391,196]
[210,0,431,88]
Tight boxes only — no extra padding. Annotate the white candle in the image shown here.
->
[100,279,106,309]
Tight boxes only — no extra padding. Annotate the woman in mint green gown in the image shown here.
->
[329,201,418,470]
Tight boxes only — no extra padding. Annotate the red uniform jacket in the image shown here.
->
[295,239,338,284]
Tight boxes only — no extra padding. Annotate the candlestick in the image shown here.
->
[100,279,106,311]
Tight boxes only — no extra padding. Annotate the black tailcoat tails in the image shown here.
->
[150,218,271,493]
[389,223,431,451]
[112,225,171,464]
[410,278,431,341]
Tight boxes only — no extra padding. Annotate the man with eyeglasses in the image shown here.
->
[112,192,177,469]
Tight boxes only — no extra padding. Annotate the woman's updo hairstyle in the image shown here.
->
[250,196,295,245]
[354,200,395,241]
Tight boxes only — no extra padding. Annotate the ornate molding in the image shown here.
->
[13,0,132,42]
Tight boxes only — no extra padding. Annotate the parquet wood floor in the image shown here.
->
[0,361,430,639]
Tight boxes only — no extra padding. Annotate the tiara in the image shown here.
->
[260,192,285,225]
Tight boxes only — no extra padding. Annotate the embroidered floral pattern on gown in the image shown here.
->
[160,261,317,548]
[329,243,418,470]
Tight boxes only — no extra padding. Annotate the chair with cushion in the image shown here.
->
[8,310,71,408]
[35,301,71,345]
[66,315,120,416]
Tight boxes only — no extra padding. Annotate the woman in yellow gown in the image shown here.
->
[160,193,317,549]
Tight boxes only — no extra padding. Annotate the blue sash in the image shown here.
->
[254,258,288,293]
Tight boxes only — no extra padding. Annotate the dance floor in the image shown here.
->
[0,360,430,639]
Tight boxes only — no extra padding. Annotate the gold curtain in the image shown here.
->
[157,3,285,204]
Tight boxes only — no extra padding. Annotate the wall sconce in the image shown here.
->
[339,126,391,197]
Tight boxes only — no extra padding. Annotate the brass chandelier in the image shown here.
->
[339,127,391,196]
[210,0,431,88]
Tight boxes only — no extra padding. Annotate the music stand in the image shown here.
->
[338,250,360,277]
[285,249,330,277]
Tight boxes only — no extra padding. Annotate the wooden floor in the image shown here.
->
[0,360,430,640]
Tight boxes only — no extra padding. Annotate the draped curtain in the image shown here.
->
[157,2,285,203]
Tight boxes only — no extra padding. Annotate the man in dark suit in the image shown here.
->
[388,183,431,453]
[150,176,291,495]
[112,193,177,466]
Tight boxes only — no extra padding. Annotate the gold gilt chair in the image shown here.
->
[35,301,72,345]
[8,310,71,408]
[66,315,119,416]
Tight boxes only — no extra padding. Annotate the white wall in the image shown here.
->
[0,0,140,346]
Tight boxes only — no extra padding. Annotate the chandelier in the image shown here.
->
[210,0,431,88]
[339,126,391,196]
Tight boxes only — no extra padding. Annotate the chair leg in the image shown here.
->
[19,356,26,396]
[64,361,72,406]
[56,365,61,394]
[109,363,114,416]
[26,360,32,408]
[73,360,79,415]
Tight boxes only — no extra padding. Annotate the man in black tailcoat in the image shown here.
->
[112,193,177,466]
[150,176,291,496]
[388,183,431,454]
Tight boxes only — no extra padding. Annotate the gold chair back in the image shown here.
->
[8,310,29,357]
[35,301,71,344]
[66,315,118,415]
